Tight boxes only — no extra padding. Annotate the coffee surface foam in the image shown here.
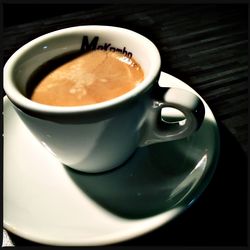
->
[31,50,144,106]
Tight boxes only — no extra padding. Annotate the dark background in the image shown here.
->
[2,3,248,247]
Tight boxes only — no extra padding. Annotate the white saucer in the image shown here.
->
[3,71,220,246]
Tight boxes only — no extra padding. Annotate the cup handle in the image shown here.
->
[139,86,205,146]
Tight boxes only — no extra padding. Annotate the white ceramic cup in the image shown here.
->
[4,25,205,173]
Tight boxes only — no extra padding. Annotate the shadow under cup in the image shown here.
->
[3,26,161,173]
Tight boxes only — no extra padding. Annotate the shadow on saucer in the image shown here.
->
[6,121,246,247]
[121,121,248,246]
[64,118,219,219]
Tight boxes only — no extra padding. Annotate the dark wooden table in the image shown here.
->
[2,4,248,247]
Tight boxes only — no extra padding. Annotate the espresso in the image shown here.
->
[29,50,144,106]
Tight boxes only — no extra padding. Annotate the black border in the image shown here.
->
[1,1,249,249]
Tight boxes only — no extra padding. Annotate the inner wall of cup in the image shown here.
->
[11,29,155,98]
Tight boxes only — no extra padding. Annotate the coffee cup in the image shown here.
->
[4,25,205,173]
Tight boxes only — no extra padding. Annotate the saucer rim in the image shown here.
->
[3,71,220,246]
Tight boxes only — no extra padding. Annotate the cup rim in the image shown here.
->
[4,25,161,114]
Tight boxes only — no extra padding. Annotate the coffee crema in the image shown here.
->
[30,50,144,106]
